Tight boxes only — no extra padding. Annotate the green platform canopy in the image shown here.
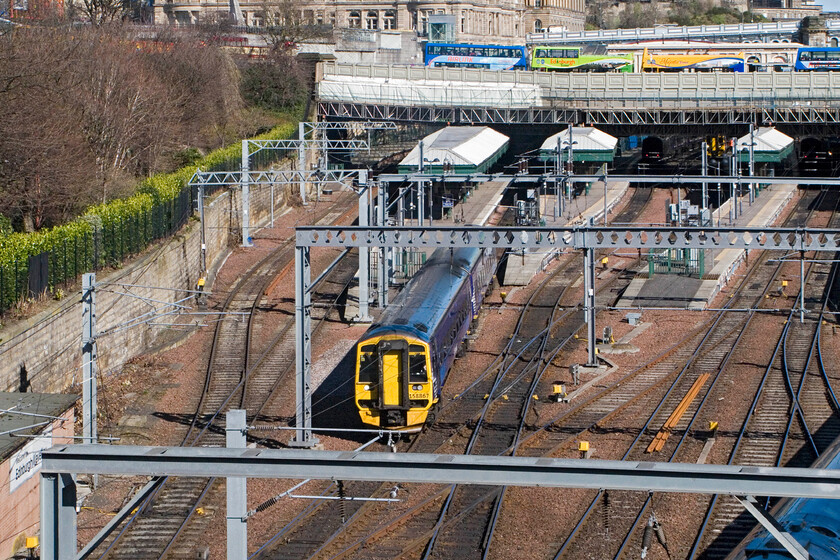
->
[398,126,510,174]
[737,127,794,163]
[539,127,618,163]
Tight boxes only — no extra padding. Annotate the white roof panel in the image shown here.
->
[736,127,793,153]
[540,127,618,152]
[400,127,510,168]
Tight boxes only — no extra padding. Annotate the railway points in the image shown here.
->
[13,103,840,560]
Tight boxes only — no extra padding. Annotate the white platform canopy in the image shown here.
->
[398,126,510,174]
[736,127,794,163]
[539,127,618,162]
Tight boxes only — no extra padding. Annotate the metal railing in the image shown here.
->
[525,21,809,44]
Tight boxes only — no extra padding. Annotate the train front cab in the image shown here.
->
[355,336,435,428]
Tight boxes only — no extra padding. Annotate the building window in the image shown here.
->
[420,11,428,35]
[460,12,465,32]
[384,10,396,29]
[349,10,361,27]
[534,18,542,32]
[329,11,336,26]
[366,10,378,29]
[303,9,313,23]
[316,10,323,25]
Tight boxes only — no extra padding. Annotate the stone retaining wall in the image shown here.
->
[0,178,300,393]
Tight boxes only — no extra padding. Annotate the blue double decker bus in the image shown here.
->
[424,43,527,70]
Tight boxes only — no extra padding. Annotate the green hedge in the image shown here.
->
[0,119,299,314]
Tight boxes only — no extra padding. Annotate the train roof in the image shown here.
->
[364,247,483,342]
[726,434,840,559]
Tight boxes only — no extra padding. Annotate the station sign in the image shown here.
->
[9,426,53,494]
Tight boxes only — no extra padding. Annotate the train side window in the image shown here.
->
[409,353,428,381]
[358,344,379,383]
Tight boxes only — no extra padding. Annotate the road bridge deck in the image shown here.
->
[318,63,840,127]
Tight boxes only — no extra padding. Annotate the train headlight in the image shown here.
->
[363,385,370,391]
[412,384,423,391]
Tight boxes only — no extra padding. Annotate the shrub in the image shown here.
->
[0,118,300,314]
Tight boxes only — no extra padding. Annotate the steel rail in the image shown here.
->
[96,199,358,560]
[687,188,831,558]
[551,189,824,559]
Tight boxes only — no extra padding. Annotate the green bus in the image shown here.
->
[530,46,633,72]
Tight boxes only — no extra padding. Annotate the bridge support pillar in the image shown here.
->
[40,472,76,560]
[241,140,252,247]
[377,181,389,309]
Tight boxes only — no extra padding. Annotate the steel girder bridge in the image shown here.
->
[319,100,840,131]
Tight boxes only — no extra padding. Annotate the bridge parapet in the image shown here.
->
[319,62,840,111]
[525,20,818,44]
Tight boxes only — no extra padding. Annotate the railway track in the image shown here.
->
[692,188,840,559]
[252,253,586,560]
[246,186,656,560]
[95,197,358,560]
[484,188,825,559]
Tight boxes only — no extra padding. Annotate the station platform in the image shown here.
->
[616,184,796,310]
[504,179,630,286]
[437,179,509,227]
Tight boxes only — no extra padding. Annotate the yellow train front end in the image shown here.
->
[355,335,435,429]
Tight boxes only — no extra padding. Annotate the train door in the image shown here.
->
[380,342,404,407]
[378,339,409,408]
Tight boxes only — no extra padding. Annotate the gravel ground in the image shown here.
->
[74,185,827,560]
[75,192,361,553]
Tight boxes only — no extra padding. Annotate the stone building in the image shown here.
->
[153,0,585,43]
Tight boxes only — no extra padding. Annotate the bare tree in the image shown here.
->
[256,0,331,47]
[69,0,127,25]
[617,0,664,28]
[0,25,246,230]
[0,28,96,229]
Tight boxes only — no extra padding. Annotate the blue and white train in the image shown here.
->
[354,247,497,429]
[725,435,840,559]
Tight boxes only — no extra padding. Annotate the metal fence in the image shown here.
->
[648,248,707,278]
[0,183,194,316]
[0,127,299,317]
[369,249,427,291]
